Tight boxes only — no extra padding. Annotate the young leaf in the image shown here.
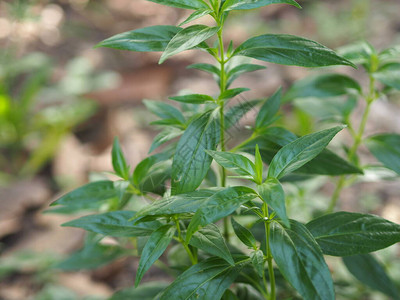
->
[96,25,181,52]
[270,220,335,300]
[178,9,212,26]
[255,87,281,130]
[222,0,301,11]
[134,189,219,220]
[373,63,400,90]
[258,178,289,227]
[159,257,247,300]
[306,212,400,256]
[187,63,220,76]
[226,63,266,87]
[365,134,400,175]
[267,126,345,179]
[219,88,250,101]
[169,93,214,104]
[143,99,185,124]
[233,34,355,68]
[160,25,220,63]
[110,282,170,300]
[135,225,176,287]
[186,186,257,242]
[148,0,210,10]
[284,73,362,102]
[51,181,117,208]
[112,137,130,180]
[62,211,161,237]
[190,224,235,265]
[149,127,183,154]
[206,150,256,179]
[342,254,400,300]
[171,111,219,194]
[231,217,257,249]
[250,250,265,278]
[254,145,263,184]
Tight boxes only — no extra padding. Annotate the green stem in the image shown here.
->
[326,74,377,213]
[175,218,197,265]
[263,203,275,300]
[230,132,257,153]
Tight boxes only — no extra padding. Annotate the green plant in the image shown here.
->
[51,1,400,299]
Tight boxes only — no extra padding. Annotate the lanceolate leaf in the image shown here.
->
[255,87,281,130]
[135,225,176,286]
[336,41,375,65]
[160,25,220,63]
[171,111,219,195]
[62,211,161,237]
[219,88,250,101]
[226,64,266,87]
[306,212,400,256]
[373,63,400,90]
[143,99,185,124]
[206,150,256,179]
[96,26,181,52]
[110,282,170,300]
[250,250,265,278]
[270,221,335,300]
[187,63,220,76]
[134,189,220,220]
[159,257,247,300]
[267,126,345,179]
[258,178,289,227]
[190,224,234,265]
[169,93,214,104]
[132,152,171,188]
[112,137,130,180]
[148,0,210,10]
[231,217,257,249]
[149,127,183,154]
[222,0,301,11]
[179,9,212,26]
[234,34,355,68]
[343,254,400,300]
[51,181,117,208]
[284,73,362,101]
[186,186,257,242]
[365,134,400,175]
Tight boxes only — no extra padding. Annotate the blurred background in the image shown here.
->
[0,0,399,299]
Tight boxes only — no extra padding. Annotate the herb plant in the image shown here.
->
[51,1,400,299]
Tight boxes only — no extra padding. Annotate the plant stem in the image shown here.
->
[230,132,258,153]
[263,203,276,300]
[175,218,197,265]
[326,74,377,213]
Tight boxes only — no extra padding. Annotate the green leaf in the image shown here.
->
[143,99,185,124]
[267,126,345,179]
[110,282,170,300]
[254,145,263,184]
[187,63,220,76]
[148,0,210,10]
[186,186,257,242]
[134,189,219,220]
[62,211,161,237]
[337,41,375,65]
[160,25,220,63]
[343,254,400,300]
[365,134,400,175]
[373,63,400,90]
[171,111,219,194]
[222,0,301,11]
[234,34,355,68]
[159,257,247,300]
[231,217,257,249]
[51,181,117,208]
[95,25,181,52]
[179,9,212,26]
[132,152,170,187]
[112,137,130,180]
[135,225,176,287]
[284,73,362,101]
[258,178,289,227]
[306,212,400,256]
[225,99,260,130]
[219,88,250,101]
[250,250,264,278]
[270,220,335,300]
[169,93,214,104]
[226,63,266,87]
[255,87,281,130]
[379,45,400,62]
[149,127,183,154]
[56,243,124,271]
[206,150,256,179]
[190,224,234,265]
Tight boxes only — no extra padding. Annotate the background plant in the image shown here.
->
[51,0,400,299]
